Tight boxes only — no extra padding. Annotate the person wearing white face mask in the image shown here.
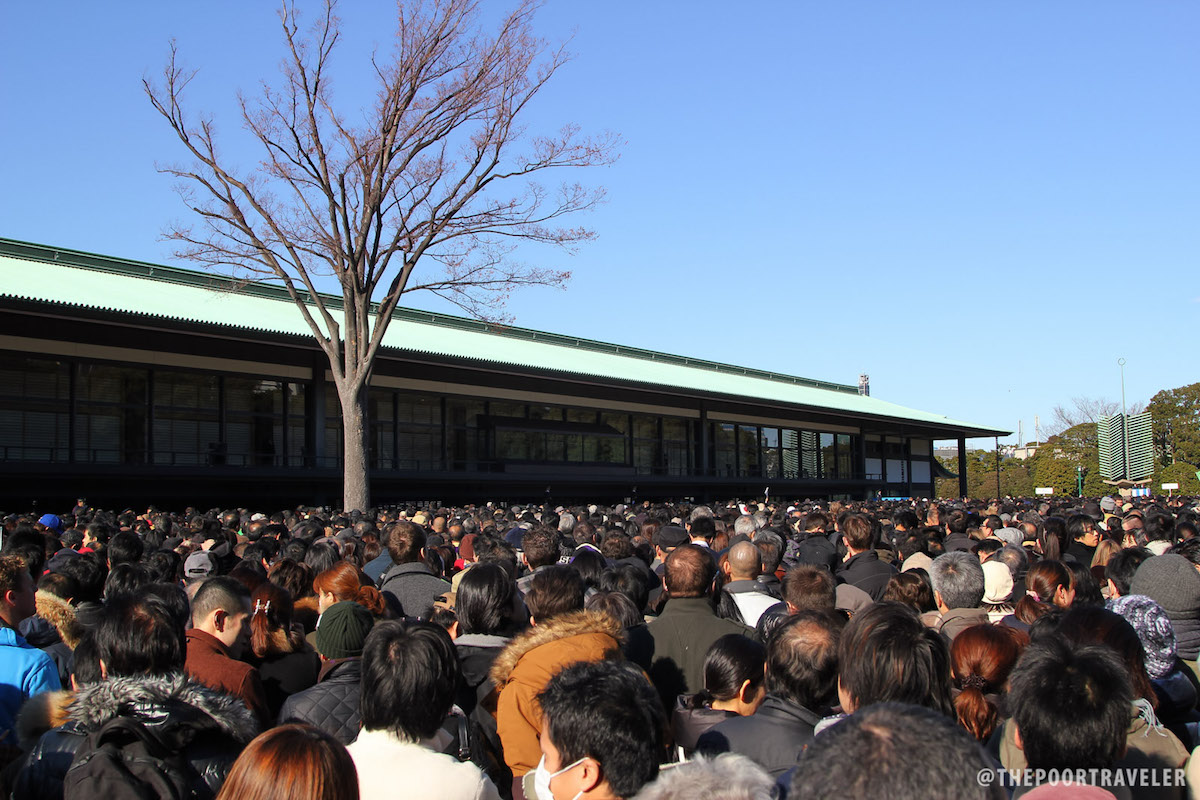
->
[528,659,666,800]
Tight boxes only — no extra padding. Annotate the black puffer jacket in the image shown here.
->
[13,672,257,800]
[277,658,362,746]
[695,694,822,778]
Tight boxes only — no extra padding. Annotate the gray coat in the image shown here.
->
[379,562,451,620]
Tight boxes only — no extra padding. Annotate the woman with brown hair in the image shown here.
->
[1004,559,1074,631]
[312,562,388,618]
[248,582,321,719]
[215,723,358,800]
[950,623,1028,741]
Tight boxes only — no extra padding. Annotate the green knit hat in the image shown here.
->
[315,601,375,659]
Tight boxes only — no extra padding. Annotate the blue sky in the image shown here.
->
[2,2,1196,446]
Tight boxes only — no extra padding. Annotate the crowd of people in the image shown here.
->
[0,493,1198,799]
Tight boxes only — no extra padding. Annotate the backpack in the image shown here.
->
[64,716,202,800]
[438,682,513,800]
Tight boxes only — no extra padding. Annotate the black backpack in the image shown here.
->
[438,681,513,800]
[64,716,203,800]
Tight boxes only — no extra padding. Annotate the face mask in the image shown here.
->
[532,754,587,800]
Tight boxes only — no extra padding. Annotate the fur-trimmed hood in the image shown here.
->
[36,590,83,649]
[69,672,258,743]
[489,609,623,687]
[16,689,74,749]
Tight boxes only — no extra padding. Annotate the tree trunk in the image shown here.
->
[339,379,371,511]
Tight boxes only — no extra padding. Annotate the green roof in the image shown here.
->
[0,238,1008,437]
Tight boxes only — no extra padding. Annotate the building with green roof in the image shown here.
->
[0,238,1006,506]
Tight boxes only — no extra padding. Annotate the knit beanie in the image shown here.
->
[1130,555,1200,620]
[1107,594,1177,680]
[315,601,375,660]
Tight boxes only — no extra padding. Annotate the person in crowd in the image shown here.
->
[586,590,652,671]
[378,520,452,621]
[1004,637,1133,796]
[533,659,665,800]
[17,571,83,690]
[1065,513,1101,564]
[1005,559,1074,632]
[346,620,499,800]
[950,623,1027,741]
[789,703,1006,800]
[834,514,895,601]
[672,634,766,756]
[515,526,561,594]
[186,576,271,728]
[491,565,623,795]
[453,562,517,715]
[1131,555,1200,680]
[246,581,320,719]
[751,531,785,599]
[215,724,359,800]
[697,611,842,777]
[631,753,773,800]
[881,571,937,625]
[313,562,389,618]
[16,590,256,800]
[1107,594,1199,750]
[980,560,1015,623]
[720,541,780,628]
[279,600,375,745]
[929,551,988,642]
[647,545,748,705]
[837,602,954,717]
[0,555,60,748]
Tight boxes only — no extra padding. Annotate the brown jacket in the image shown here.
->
[489,610,623,778]
[185,629,270,728]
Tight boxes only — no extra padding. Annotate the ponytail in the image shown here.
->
[356,584,387,617]
[954,679,999,741]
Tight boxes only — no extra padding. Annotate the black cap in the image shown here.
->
[654,525,689,550]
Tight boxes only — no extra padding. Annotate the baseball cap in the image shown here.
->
[184,551,218,580]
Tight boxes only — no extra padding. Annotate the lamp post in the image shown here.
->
[1119,358,1129,481]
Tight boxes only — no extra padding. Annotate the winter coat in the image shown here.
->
[249,645,320,720]
[1153,667,1200,751]
[695,693,822,778]
[184,629,270,728]
[935,607,990,644]
[18,592,84,689]
[646,597,750,706]
[347,727,500,800]
[0,625,60,744]
[724,580,780,628]
[12,672,258,800]
[379,562,451,620]
[455,634,509,716]
[835,550,896,602]
[489,610,623,778]
[277,658,363,745]
[671,695,735,755]
[996,701,1189,800]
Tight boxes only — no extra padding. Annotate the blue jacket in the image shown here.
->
[0,625,61,742]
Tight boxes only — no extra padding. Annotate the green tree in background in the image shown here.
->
[1152,462,1200,494]
[1029,422,1106,496]
[1148,383,1200,467]
[935,451,1033,499]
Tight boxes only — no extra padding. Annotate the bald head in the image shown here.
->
[726,541,762,581]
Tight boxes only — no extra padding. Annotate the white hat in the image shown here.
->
[982,560,1014,604]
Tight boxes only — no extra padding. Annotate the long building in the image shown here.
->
[0,239,1006,508]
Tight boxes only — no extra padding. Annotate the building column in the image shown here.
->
[957,437,968,499]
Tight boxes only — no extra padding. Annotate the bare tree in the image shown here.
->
[144,0,618,510]
[1046,396,1145,437]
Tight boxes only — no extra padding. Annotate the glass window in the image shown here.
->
[601,412,628,434]
[820,433,836,479]
[737,426,759,476]
[799,430,820,478]
[396,393,440,425]
[566,408,597,424]
[226,379,284,466]
[490,401,525,418]
[632,415,657,440]
[838,433,854,480]
[0,355,70,462]
[781,429,799,479]
[662,418,688,442]
[76,365,147,463]
[713,423,736,477]
[529,405,562,421]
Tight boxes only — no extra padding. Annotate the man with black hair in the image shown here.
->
[185,576,269,727]
[697,611,843,777]
[1004,638,1134,794]
[1065,513,1101,564]
[789,703,1005,800]
[1105,547,1152,599]
[533,659,665,800]
[108,530,145,568]
[835,514,896,602]
[378,520,451,620]
[647,545,747,705]
[14,591,256,800]
[347,619,499,800]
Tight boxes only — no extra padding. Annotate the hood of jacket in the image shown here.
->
[16,689,74,749]
[35,591,83,649]
[489,609,622,687]
[68,672,258,743]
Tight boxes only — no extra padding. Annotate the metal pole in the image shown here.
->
[994,436,1001,499]
[1119,358,1128,481]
